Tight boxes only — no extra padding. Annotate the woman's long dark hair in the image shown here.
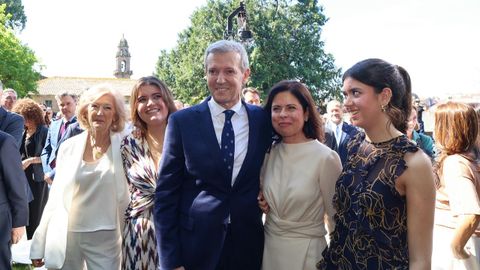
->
[343,58,412,133]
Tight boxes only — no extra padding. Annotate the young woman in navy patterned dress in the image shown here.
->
[121,76,177,270]
[318,59,436,269]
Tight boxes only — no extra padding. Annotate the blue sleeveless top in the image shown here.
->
[319,132,418,270]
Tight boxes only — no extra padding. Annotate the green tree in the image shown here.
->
[156,0,342,106]
[0,4,40,96]
[0,0,26,31]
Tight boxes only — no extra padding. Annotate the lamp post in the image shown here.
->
[224,1,253,43]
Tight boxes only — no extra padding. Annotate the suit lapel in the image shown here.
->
[50,120,61,146]
[195,98,225,160]
[60,124,75,144]
[60,132,87,211]
[340,124,347,145]
[0,107,6,127]
[110,133,128,202]
[58,116,77,144]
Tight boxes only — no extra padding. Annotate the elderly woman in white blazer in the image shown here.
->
[30,84,130,270]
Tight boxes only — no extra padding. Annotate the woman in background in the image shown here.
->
[12,98,49,239]
[259,80,342,270]
[432,101,480,269]
[319,58,435,269]
[407,106,435,159]
[121,76,177,270]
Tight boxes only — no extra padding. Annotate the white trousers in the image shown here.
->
[432,225,480,270]
[56,229,121,270]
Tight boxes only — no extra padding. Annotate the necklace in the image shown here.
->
[146,133,163,156]
[93,146,104,159]
[90,135,108,159]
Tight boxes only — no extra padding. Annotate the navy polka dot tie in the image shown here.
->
[221,110,235,180]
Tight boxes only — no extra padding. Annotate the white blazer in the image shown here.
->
[30,131,129,269]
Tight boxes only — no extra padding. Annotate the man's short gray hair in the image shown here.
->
[327,100,343,111]
[55,91,78,103]
[3,88,17,97]
[204,40,249,71]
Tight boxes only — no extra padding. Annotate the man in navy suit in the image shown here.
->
[0,131,29,269]
[326,100,358,165]
[154,40,271,270]
[41,92,83,184]
[0,84,24,147]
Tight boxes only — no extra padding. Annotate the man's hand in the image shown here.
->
[31,259,45,267]
[11,226,25,244]
[258,191,270,214]
[44,175,53,185]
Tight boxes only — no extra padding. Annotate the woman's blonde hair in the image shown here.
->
[77,84,127,133]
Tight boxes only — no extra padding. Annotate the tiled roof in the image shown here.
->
[33,76,137,97]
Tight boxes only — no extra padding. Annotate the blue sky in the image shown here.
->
[19,0,480,98]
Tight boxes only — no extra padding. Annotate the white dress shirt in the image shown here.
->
[208,98,249,186]
[328,121,343,146]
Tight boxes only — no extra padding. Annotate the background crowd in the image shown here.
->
[0,40,479,270]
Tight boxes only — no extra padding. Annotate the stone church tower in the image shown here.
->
[114,35,133,79]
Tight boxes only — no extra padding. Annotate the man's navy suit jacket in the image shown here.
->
[41,117,83,180]
[154,98,272,270]
[0,107,24,147]
[338,122,359,165]
[0,131,29,269]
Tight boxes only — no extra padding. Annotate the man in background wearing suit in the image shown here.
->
[1,88,18,111]
[0,131,29,270]
[41,92,83,184]
[0,82,24,147]
[155,40,272,270]
[326,100,358,165]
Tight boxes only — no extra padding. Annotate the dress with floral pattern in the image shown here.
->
[121,134,159,270]
[318,133,418,270]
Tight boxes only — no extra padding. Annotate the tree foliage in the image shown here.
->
[156,0,342,106]
[0,0,26,31]
[0,4,40,96]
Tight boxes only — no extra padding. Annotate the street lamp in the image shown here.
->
[224,1,253,42]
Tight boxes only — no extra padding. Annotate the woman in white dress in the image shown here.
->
[258,80,342,270]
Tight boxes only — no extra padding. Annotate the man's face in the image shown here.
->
[327,104,344,125]
[2,91,17,111]
[244,91,261,106]
[206,51,250,109]
[57,95,77,120]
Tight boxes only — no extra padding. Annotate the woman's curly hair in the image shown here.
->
[12,98,46,127]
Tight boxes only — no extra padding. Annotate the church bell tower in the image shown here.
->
[114,35,133,79]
